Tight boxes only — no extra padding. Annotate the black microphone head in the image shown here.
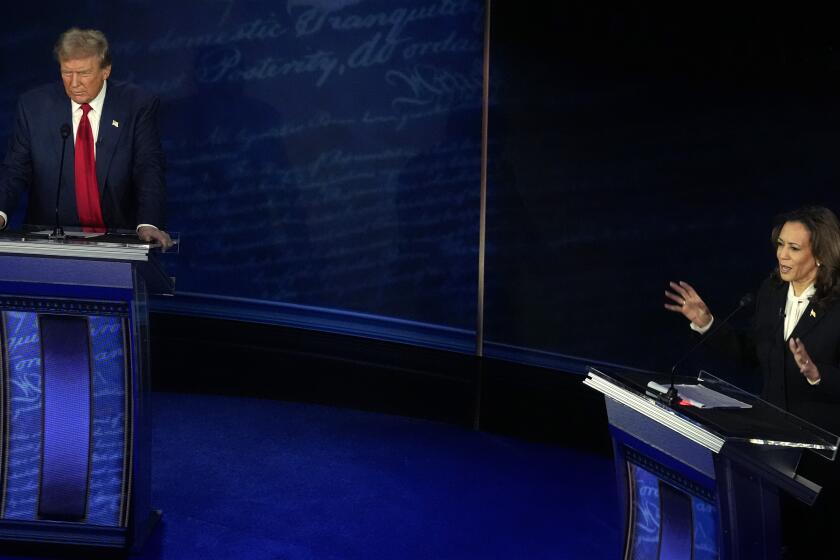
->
[739,293,754,307]
[60,123,71,139]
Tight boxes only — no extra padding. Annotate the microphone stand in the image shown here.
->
[50,123,72,240]
[661,293,754,406]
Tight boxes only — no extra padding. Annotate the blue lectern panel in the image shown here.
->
[2,311,42,520]
[693,497,718,560]
[658,482,693,559]
[0,309,128,527]
[629,464,660,559]
[87,315,128,527]
[628,462,719,560]
[38,315,92,521]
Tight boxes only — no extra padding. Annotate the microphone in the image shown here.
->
[50,123,72,239]
[662,292,754,406]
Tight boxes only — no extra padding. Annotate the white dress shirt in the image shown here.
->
[72,80,107,154]
[783,283,816,340]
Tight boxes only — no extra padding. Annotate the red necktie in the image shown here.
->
[74,103,105,230]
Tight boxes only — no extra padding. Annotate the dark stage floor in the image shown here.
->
[1,392,622,559]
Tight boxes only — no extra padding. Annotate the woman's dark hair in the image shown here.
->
[771,205,840,306]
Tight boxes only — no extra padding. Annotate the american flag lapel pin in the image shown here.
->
[112,120,119,128]
[810,309,817,318]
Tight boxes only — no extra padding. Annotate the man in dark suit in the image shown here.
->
[0,27,172,248]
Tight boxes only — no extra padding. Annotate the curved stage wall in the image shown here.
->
[1,3,839,376]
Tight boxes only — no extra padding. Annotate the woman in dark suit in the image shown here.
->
[665,205,840,557]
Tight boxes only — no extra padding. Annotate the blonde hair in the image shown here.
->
[54,28,111,68]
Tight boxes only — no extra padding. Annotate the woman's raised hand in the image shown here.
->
[665,281,713,328]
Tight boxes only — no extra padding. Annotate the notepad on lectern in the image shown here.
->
[674,384,752,409]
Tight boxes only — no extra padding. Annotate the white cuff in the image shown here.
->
[690,316,714,334]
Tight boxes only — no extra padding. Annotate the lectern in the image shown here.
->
[0,229,173,551]
[585,366,838,560]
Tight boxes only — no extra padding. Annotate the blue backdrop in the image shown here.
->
[1,3,839,377]
[0,0,485,352]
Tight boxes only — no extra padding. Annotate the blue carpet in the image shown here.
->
[1,393,621,559]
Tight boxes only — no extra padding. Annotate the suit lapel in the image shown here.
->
[49,85,78,219]
[96,82,125,195]
[51,119,70,162]
[768,282,787,339]
[49,85,74,172]
[791,299,826,340]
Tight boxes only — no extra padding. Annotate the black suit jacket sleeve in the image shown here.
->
[128,95,166,228]
[0,98,35,217]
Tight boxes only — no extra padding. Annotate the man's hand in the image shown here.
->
[137,225,174,250]
[0,215,6,230]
